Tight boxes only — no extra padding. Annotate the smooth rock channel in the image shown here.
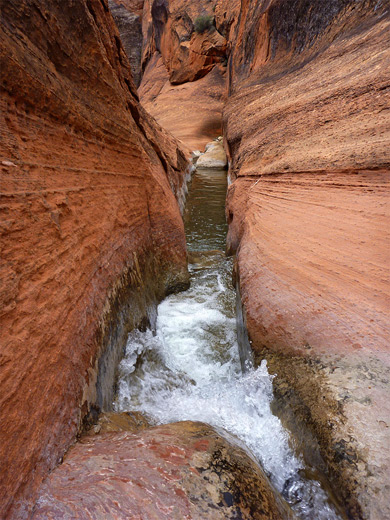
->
[114,168,343,520]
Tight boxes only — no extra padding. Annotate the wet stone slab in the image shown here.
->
[32,421,294,520]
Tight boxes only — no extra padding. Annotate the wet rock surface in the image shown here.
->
[32,421,294,520]
[0,0,189,516]
[223,1,390,518]
[1,0,389,518]
[90,411,152,434]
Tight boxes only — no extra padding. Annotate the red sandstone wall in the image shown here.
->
[139,0,228,150]
[0,0,189,517]
[223,1,390,517]
[225,0,390,360]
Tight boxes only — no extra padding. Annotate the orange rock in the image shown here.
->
[0,0,190,517]
[142,0,226,84]
[140,53,227,151]
[224,1,390,518]
[139,0,228,150]
[214,0,240,41]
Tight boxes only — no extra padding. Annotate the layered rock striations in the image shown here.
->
[0,0,190,517]
[139,0,228,151]
[2,0,390,518]
[224,1,390,518]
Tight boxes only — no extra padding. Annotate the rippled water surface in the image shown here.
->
[115,168,341,520]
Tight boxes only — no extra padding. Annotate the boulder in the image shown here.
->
[191,150,202,164]
[196,140,227,169]
[32,421,294,520]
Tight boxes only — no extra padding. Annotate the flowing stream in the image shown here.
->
[114,168,341,519]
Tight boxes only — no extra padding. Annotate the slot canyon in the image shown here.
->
[0,0,389,519]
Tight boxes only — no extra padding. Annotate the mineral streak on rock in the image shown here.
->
[223,1,390,518]
[0,0,190,517]
[109,0,144,86]
[32,421,295,520]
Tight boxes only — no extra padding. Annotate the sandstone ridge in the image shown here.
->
[139,0,229,150]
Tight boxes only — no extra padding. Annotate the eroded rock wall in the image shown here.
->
[0,0,189,517]
[109,0,144,86]
[139,0,229,150]
[223,1,390,518]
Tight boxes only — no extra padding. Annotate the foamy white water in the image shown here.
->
[114,169,341,519]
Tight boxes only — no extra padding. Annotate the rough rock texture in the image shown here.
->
[224,1,390,519]
[0,0,190,517]
[90,411,152,434]
[32,421,294,520]
[109,0,144,86]
[139,0,228,150]
[142,0,226,85]
[214,0,240,42]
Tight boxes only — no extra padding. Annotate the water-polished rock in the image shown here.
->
[32,421,294,520]
[90,411,152,434]
[224,1,390,518]
[196,140,227,169]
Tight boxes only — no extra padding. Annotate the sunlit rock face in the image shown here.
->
[32,421,293,520]
[139,0,229,151]
[223,1,390,518]
[0,0,190,517]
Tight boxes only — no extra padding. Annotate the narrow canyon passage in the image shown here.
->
[114,167,342,520]
[1,1,389,517]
